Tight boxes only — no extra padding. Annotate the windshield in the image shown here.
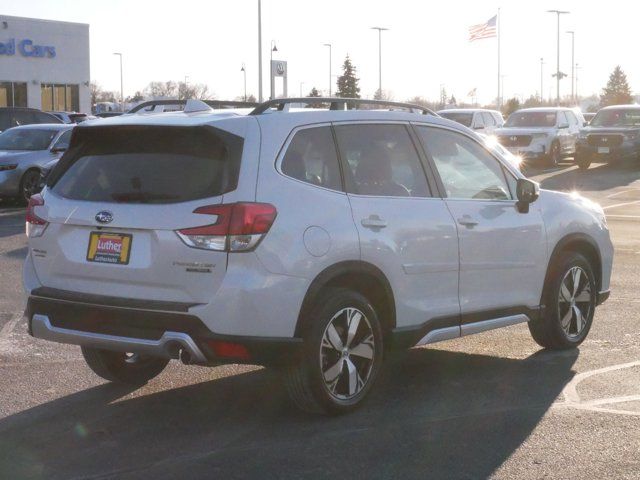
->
[505,111,557,128]
[590,109,640,127]
[0,128,58,151]
[439,112,473,127]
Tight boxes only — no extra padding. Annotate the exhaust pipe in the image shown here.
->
[179,348,192,365]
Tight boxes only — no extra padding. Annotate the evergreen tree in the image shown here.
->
[600,66,633,107]
[308,87,321,97]
[336,55,361,99]
[504,97,521,116]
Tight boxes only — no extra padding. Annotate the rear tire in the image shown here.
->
[528,252,596,349]
[81,347,169,384]
[18,169,42,205]
[283,288,384,415]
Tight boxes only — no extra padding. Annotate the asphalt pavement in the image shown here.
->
[0,159,639,479]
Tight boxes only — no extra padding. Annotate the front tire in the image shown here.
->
[547,141,561,167]
[81,347,169,384]
[528,252,596,349]
[283,288,384,415]
[576,155,592,170]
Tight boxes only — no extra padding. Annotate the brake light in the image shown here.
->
[176,202,277,252]
[25,194,48,238]
[207,340,251,361]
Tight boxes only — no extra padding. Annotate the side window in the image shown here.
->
[566,111,578,126]
[54,130,72,150]
[493,112,504,126]
[334,124,431,198]
[482,112,496,127]
[416,127,513,201]
[557,111,568,126]
[34,112,58,123]
[473,113,485,129]
[11,111,31,127]
[281,126,342,191]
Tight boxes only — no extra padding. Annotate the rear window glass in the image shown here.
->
[439,112,473,127]
[50,125,243,204]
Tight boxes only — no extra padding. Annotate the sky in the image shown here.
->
[2,0,637,105]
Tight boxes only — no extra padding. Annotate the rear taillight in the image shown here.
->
[25,194,48,238]
[176,202,277,252]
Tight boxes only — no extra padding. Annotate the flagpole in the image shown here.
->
[497,7,501,110]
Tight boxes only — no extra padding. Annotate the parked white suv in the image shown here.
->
[24,98,613,414]
[496,107,585,167]
[437,108,504,135]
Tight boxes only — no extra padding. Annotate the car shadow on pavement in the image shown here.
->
[539,161,640,193]
[0,347,578,480]
[0,210,25,239]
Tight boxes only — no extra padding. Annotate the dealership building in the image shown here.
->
[0,15,90,113]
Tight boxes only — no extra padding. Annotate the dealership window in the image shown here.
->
[0,82,28,107]
[41,84,79,112]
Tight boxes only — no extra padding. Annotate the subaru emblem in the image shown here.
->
[95,211,113,224]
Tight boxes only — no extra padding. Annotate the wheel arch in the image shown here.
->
[295,261,396,340]
[545,233,602,294]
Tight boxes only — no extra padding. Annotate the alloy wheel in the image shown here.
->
[319,307,376,400]
[558,266,593,339]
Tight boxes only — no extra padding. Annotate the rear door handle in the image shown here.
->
[361,215,388,229]
[457,216,479,227]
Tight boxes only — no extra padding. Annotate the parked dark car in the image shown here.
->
[0,107,63,133]
[95,112,124,118]
[51,111,97,124]
[575,105,640,170]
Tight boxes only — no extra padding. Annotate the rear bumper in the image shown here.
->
[26,288,303,366]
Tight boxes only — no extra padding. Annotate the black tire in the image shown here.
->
[81,346,169,384]
[18,169,41,204]
[528,252,597,349]
[283,288,384,415]
[576,155,592,170]
[547,141,561,167]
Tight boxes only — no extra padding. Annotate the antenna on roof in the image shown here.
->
[183,99,214,113]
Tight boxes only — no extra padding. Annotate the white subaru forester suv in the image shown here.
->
[23,98,613,414]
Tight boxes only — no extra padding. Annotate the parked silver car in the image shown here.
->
[0,124,73,203]
[437,108,504,135]
[496,107,585,167]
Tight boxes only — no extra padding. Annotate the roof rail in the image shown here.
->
[128,99,260,114]
[249,97,438,116]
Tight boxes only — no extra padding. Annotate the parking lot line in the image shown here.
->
[603,200,640,210]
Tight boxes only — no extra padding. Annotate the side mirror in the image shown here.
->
[516,178,539,213]
[50,146,66,154]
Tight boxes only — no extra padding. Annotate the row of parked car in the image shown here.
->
[439,104,640,170]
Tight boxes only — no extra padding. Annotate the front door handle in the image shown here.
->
[361,215,388,229]
[457,215,479,227]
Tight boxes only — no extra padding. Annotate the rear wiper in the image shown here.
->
[111,192,179,203]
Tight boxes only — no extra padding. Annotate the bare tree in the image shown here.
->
[144,81,178,99]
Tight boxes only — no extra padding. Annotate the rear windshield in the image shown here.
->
[0,128,58,151]
[439,112,473,127]
[505,111,557,128]
[49,125,243,204]
[590,109,640,127]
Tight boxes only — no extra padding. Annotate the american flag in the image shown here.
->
[469,15,497,42]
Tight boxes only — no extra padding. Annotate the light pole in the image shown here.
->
[575,63,581,103]
[241,64,247,101]
[258,0,263,102]
[547,10,570,106]
[113,52,123,112]
[566,30,575,103]
[540,58,545,103]
[323,43,332,96]
[270,40,278,100]
[371,27,389,96]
